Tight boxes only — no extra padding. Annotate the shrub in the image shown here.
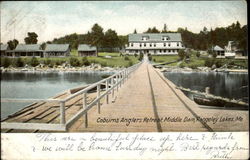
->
[178,49,186,60]
[215,59,223,68]
[81,57,90,66]
[0,57,11,68]
[196,51,201,58]
[69,57,80,67]
[128,60,133,67]
[204,58,215,67]
[148,55,152,61]
[212,52,217,58]
[29,57,39,67]
[134,54,138,57]
[124,56,130,61]
[138,53,144,61]
[13,57,24,67]
[100,61,107,67]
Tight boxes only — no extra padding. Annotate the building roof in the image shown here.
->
[78,44,97,51]
[213,45,224,51]
[45,44,70,52]
[128,33,182,42]
[0,44,9,51]
[14,44,42,52]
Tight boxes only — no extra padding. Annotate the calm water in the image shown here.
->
[1,71,113,120]
[164,71,248,103]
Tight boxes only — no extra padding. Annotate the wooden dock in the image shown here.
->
[1,61,248,132]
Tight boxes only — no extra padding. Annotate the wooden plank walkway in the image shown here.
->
[1,61,248,132]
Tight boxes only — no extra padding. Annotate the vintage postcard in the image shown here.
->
[1,1,248,159]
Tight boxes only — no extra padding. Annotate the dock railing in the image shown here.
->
[1,62,142,131]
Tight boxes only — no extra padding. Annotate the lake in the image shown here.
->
[0,71,114,120]
[164,71,248,103]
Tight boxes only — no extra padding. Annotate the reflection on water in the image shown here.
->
[164,72,248,102]
[1,71,114,120]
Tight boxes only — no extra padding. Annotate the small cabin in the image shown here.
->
[13,44,43,57]
[44,44,70,57]
[0,44,10,57]
[213,45,225,56]
[78,44,97,57]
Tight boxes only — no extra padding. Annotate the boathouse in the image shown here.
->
[78,44,97,56]
[13,44,43,57]
[44,44,70,57]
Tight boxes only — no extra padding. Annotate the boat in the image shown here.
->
[194,96,248,110]
[224,41,236,58]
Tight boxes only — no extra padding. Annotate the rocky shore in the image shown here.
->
[158,65,248,73]
[0,63,124,73]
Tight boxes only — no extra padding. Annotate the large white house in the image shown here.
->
[125,33,185,55]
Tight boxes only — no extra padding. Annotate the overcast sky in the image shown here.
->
[0,1,247,43]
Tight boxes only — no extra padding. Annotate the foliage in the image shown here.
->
[196,51,201,58]
[178,49,186,60]
[81,57,91,66]
[138,53,144,61]
[212,52,217,58]
[134,54,138,57]
[69,57,80,67]
[13,57,24,67]
[24,32,38,44]
[7,39,19,50]
[124,56,130,61]
[29,57,39,67]
[0,57,11,67]
[148,53,152,61]
[144,27,160,33]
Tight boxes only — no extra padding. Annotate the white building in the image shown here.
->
[125,33,185,55]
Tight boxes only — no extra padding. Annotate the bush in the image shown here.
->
[204,58,214,67]
[212,52,217,58]
[13,57,24,67]
[128,60,133,67]
[134,54,138,57]
[196,51,201,58]
[81,57,90,66]
[0,57,11,68]
[178,50,186,60]
[148,55,152,61]
[138,53,144,61]
[124,56,130,61]
[100,61,107,67]
[29,57,39,67]
[215,59,223,68]
[69,57,80,67]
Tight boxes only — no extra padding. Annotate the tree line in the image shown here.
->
[3,22,247,54]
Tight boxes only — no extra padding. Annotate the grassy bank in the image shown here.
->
[152,52,248,69]
[0,52,140,68]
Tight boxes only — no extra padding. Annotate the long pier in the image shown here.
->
[1,60,248,132]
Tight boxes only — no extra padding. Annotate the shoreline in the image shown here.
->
[157,66,248,73]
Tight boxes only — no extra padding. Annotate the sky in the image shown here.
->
[0,1,247,44]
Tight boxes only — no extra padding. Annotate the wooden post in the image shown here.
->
[60,101,65,124]
[106,80,109,104]
[111,77,114,99]
[119,73,122,88]
[97,84,100,114]
[83,92,88,128]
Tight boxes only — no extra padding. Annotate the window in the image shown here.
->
[164,50,166,53]
[154,43,156,47]
[177,43,179,47]
[140,43,142,47]
[164,43,166,47]
[160,50,162,53]
[131,43,133,47]
[168,43,171,47]
[144,43,146,47]
[162,36,170,41]
[150,43,152,47]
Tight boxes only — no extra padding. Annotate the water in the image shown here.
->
[164,71,248,103]
[1,71,114,120]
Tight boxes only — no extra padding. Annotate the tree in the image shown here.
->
[144,27,160,33]
[24,32,38,44]
[103,29,119,48]
[7,39,19,50]
[29,57,39,67]
[162,24,168,33]
[133,29,137,34]
[89,23,104,48]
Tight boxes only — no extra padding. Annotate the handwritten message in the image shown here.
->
[1,132,249,159]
